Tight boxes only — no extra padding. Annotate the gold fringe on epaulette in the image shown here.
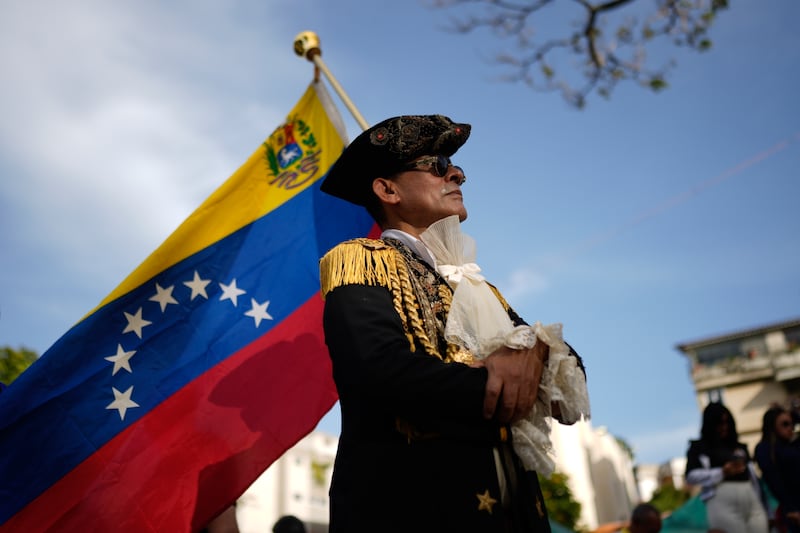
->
[319,238,418,351]
[320,238,395,297]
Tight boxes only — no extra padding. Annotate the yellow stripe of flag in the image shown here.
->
[91,82,346,314]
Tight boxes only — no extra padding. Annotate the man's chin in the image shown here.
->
[430,210,467,226]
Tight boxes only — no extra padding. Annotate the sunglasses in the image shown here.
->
[403,155,466,185]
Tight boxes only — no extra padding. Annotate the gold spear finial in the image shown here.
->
[293,31,321,61]
[293,31,369,130]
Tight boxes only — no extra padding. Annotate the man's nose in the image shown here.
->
[446,166,466,185]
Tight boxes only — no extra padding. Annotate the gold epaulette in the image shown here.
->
[319,238,419,351]
[319,237,481,363]
[319,238,401,298]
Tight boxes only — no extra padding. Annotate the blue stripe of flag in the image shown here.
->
[0,179,373,523]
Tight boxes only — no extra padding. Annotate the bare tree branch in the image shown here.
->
[427,0,729,108]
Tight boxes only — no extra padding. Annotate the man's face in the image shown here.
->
[388,154,468,229]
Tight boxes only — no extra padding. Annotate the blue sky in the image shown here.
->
[1,1,798,466]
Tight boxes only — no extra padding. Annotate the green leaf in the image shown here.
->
[539,472,585,531]
[649,78,668,91]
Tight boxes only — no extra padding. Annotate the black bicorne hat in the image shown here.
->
[321,114,471,206]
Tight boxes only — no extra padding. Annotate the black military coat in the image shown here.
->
[320,239,551,533]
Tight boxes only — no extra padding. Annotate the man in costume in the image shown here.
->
[318,115,586,532]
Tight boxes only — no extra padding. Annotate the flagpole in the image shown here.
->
[293,31,370,132]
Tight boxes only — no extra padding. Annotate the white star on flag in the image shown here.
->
[106,386,140,420]
[219,279,246,307]
[149,283,178,312]
[122,307,152,339]
[103,268,278,420]
[104,344,137,375]
[184,271,211,300]
[244,298,273,327]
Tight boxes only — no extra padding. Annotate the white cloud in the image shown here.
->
[0,1,316,351]
[0,1,303,284]
[499,266,550,303]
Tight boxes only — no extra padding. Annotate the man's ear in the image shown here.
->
[372,177,399,204]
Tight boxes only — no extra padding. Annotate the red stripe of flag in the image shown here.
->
[3,295,334,533]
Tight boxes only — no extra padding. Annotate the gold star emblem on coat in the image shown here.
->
[476,489,497,514]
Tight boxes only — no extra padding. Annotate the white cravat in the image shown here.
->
[419,215,591,476]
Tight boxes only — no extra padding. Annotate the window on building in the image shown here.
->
[741,336,767,359]
[785,325,800,351]
[695,340,741,366]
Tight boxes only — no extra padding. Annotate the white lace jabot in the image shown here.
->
[419,215,591,476]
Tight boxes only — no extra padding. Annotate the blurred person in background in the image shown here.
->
[685,402,768,533]
[755,405,800,533]
[627,503,661,533]
[272,515,307,533]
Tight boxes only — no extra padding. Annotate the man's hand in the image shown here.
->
[482,341,548,424]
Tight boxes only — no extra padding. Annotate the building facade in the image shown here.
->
[676,317,800,453]
[550,421,641,529]
[237,431,338,533]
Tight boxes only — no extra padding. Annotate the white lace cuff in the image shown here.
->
[507,322,590,474]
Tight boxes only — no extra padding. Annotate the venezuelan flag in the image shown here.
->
[0,81,374,531]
